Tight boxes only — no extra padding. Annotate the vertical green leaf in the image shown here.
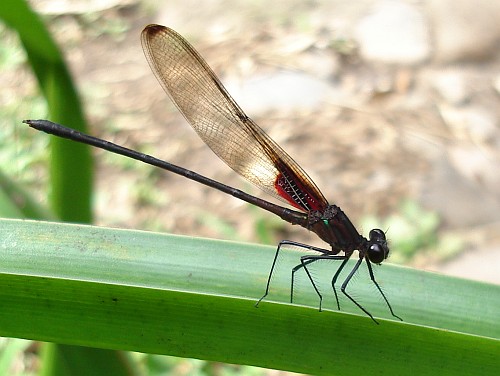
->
[0,0,92,223]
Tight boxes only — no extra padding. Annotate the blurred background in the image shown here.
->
[2,0,500,280]
[1,0,500,374]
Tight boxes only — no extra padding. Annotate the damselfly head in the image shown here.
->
[367,228,389,264]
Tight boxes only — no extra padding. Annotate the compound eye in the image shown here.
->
[368,243,386,264]
[369,229,386,242]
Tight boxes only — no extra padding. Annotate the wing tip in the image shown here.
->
[143,24,167,37]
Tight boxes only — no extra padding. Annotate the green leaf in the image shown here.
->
[0,170,56,219]
[38,344,136,376]
[1,218,498,375]
[0,0,92,223]
[1,1,115,372]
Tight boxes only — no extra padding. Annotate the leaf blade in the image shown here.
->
[1,218,499,375]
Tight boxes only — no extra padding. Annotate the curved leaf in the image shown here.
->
[1,219,498,375]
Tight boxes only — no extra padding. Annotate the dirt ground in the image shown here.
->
[3,0,500,284]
